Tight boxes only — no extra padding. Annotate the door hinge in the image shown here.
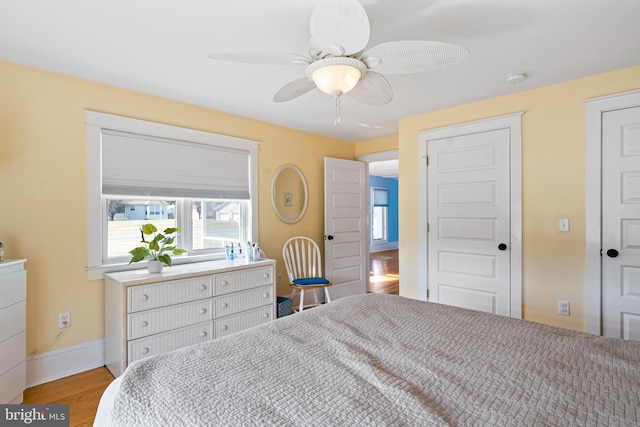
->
[426,289,430,299]
[425,156,429,166]
[427,222,430,232]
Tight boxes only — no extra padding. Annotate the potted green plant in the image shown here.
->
[128,224,187,273]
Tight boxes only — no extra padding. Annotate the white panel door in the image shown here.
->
[602,106,640,341]
[324,157,368,299]
[428,129,511,315]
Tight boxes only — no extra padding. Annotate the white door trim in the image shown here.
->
[358,149,399,164]
[584,89,640,335]
[418,113,523,318]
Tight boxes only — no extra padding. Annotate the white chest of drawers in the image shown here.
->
[104,259,276,377]
[0,259,27,404]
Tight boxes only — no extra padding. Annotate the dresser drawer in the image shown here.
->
[128,276,213,313]
[214,305,273,338]
[0,331,25,376]
[128,321,213,364]
[214,266,273,295]
[0,301,26,343]
[214,285,274,318]
[128,299,213,340]
[0,270,26,310]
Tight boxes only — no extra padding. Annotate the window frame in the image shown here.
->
[371,187,389,244]
[86,111,260,280]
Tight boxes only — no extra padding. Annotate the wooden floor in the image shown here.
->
[23,367,115,427]
[22,249,399,426]
[369,249,399,295]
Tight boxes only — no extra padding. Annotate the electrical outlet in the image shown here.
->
[58,312,71,329]
[558,300,570,316]
[277,273,282,284]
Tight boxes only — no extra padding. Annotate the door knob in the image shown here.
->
[498,243,507,251]
[606,249,619,258]
[325,235,334,240]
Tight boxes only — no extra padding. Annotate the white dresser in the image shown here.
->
[0,259,27,404]
[104,259,276,377]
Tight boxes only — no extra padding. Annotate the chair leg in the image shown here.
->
[299,289,305,313]
[324,287,331,304]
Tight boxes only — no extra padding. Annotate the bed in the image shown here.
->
[94,293,640,426]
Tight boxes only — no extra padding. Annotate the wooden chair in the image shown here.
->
[282,236,332,313]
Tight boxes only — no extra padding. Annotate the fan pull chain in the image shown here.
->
[334,95,341,126]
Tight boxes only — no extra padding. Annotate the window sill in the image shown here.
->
[87,253,226,281]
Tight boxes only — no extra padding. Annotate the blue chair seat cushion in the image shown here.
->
[292,277,330,286]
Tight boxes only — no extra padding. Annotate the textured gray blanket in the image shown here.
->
[108,294,640,426]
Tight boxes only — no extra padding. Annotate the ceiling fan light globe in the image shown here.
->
[312,64,362,95]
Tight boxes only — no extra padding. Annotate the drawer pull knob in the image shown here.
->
[222,281,228,286]
[263,273,269,278]
[222,325,228,331]
[222,303,228,308]
[140,321,148,327]
[200,308,207,314]
[199,285,207,291]
[263,313,269,318]
[141,294,149,301]
[200,331,207,337]
[263,293,269,298]
[142,347,149,354]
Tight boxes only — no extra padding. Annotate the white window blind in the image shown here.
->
[373,188,389,206]
[102,129,250,199]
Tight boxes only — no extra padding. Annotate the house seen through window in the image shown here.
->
[105,199,247,260]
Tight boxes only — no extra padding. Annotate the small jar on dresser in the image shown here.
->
[104,258,276,377]
[0,259,27,404]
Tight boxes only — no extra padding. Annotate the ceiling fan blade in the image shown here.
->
[346,72,392,106]
[362,41,469,74]
[273,77,317,102]
[208,51,311,66]
[310,0,370,56]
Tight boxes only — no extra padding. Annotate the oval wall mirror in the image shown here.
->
[271,164,308,224]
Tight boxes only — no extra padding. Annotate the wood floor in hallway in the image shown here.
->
[369,249,399,295]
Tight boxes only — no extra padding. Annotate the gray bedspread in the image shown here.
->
[107,293,640,426]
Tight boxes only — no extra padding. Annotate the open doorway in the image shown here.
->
[370,250,399,295]
[358,150,399,295]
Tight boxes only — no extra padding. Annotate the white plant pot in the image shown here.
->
[147,260,164,274]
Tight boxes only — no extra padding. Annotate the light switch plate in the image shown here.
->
[558,218,570,232]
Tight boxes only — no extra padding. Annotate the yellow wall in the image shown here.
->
[0,60,355,355]
[398,65,640,332]
[354,134,398,157]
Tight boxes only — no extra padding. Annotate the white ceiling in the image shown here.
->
[368,159,399,178]
[1,0,639,142]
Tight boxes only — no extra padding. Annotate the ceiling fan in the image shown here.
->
[208,0,469,123]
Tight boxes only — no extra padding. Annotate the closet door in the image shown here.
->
[602,105,640,341]
[427,129,512,316]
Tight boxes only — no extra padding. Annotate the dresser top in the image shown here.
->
[105,258,275,286]
[0,259,26,273]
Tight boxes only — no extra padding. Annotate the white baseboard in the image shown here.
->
[370,242,398,253]
[26,339,105,388]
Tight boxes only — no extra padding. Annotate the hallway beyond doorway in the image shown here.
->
[369,250,399,295]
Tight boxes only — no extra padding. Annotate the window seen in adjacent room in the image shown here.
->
[372,187,388,243]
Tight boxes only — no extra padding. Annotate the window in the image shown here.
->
[372,187,389,243]
[86,111,259,279]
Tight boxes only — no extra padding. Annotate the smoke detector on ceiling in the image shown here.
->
[506,72,528,84]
